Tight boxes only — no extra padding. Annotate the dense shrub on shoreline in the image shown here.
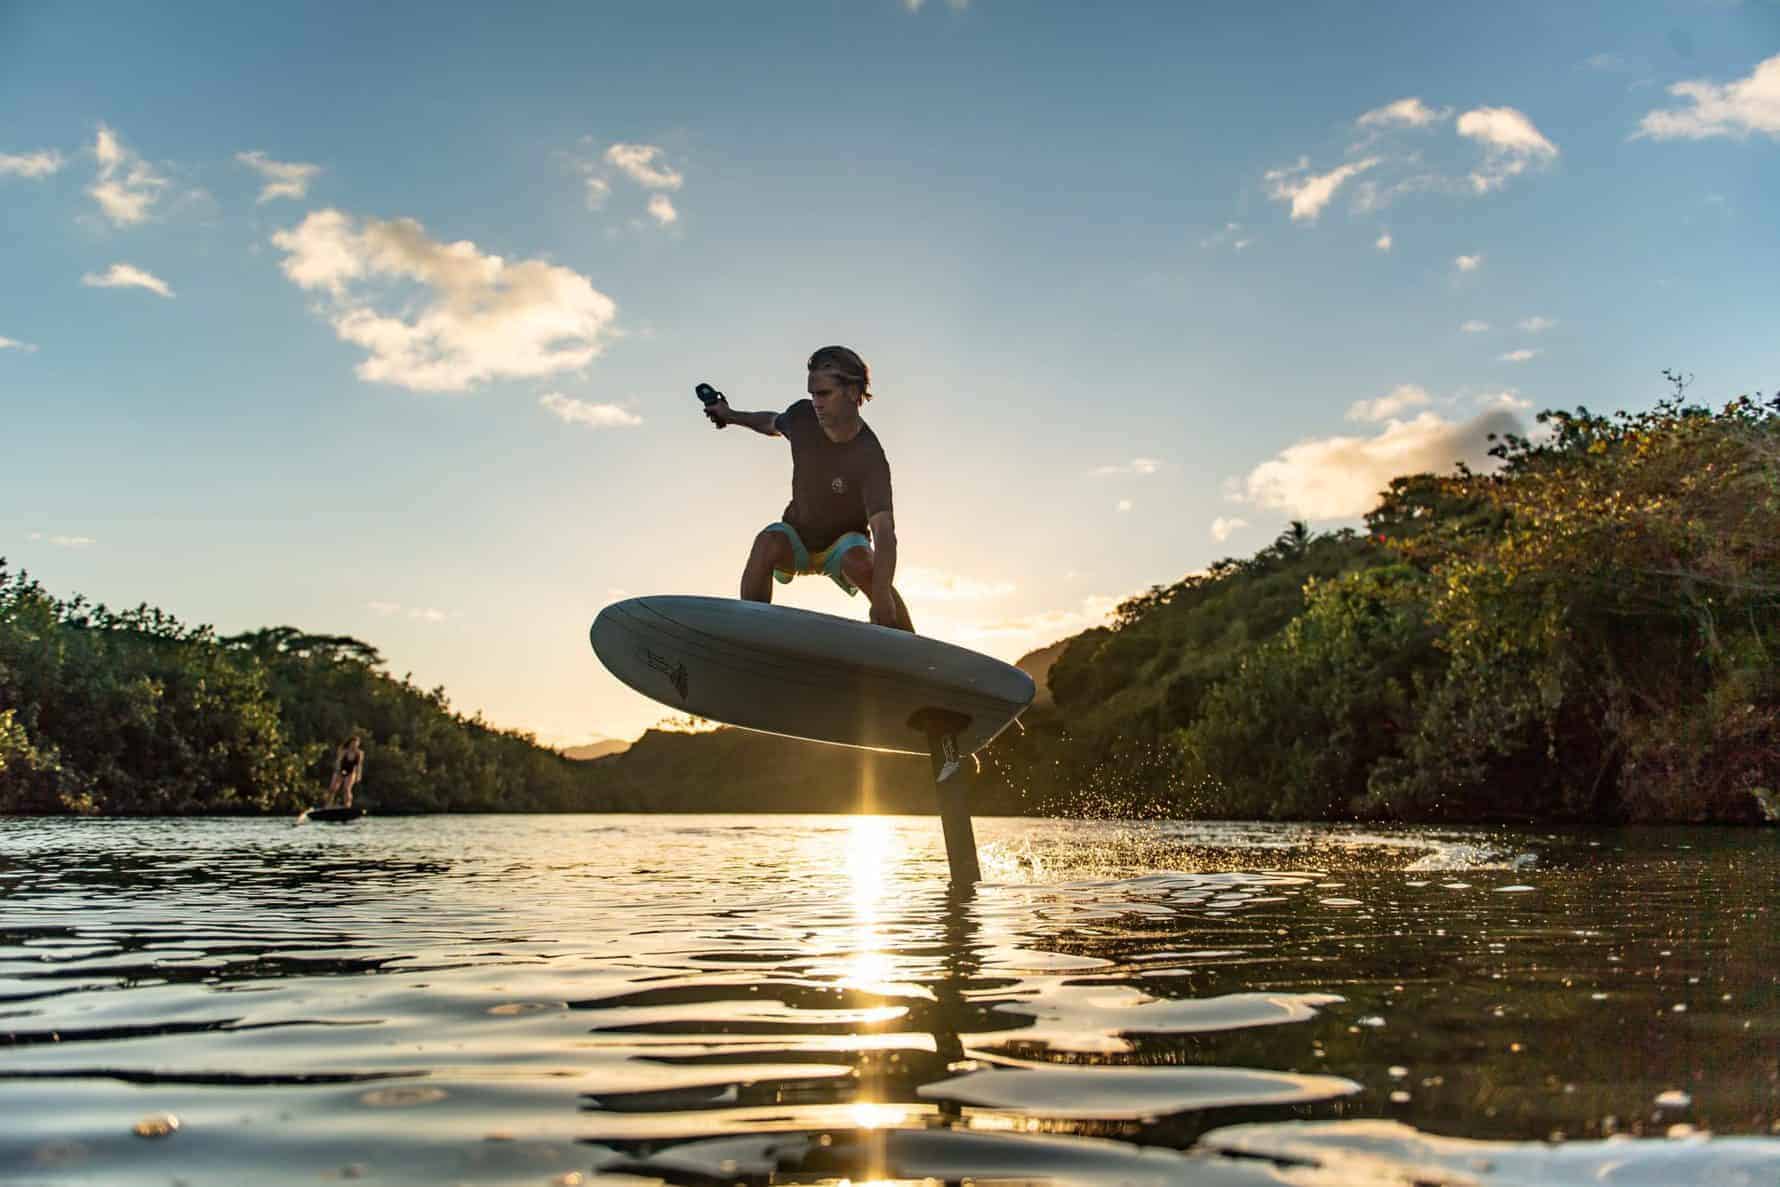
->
[0,574,599,815]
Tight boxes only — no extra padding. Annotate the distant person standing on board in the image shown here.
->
[327,736,365,807]
[699,346,914,633]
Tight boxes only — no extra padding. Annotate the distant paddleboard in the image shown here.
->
[299,806,365,824]
[590,596,1034,757]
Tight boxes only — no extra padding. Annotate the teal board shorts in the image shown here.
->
[765,523,871,596]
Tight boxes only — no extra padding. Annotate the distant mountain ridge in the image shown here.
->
[1014,640,1067,708]
[561,737,630,761]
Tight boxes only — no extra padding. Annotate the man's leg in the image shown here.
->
[741,528,795,603]
[839,545,914,632]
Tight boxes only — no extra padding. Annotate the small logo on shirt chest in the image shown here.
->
[831,477,848,494]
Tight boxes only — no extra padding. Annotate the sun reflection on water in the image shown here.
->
[843,815,895,994]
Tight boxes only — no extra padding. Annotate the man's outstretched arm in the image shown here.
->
[706,398,780,436]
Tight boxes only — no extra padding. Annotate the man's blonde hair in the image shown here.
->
[808,345,872,400]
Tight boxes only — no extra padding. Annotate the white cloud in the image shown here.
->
[271,209,619,392]
[28,532,96,548]
[1637,54,1780,140]
[1375,231,1393,251]
[646,193,678,225]
[1347,383,1432,422]
[0,336,38,353]
[1357,97,1450,128]
[896,566,1016,602]
[1266,156,1379,222]
[1518,316,1556,332]
[1240,408,1523,521]
[1116,499,1133,512]
[1500,348,1538,363]
[539,392,642,428]
[368,601,401,615]
[88,124,169,226]
[236,150,322,203]
[604,143,683,190]
[82,263,173,298]
[1210,516,1248,542]
[1460,319,1491,333]
[0,150,65,179]
[409,607,449,623]
[1585,52,1630,73]
[1456,107,1559,192]
[1090,457,1162,476]
[1455,254,1482,272]
[1477,390,1532,412]
[584,177,611,209]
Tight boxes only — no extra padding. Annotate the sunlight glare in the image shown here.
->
[845,815,895,991]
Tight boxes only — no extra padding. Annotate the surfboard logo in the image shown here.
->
[640,648,690,700]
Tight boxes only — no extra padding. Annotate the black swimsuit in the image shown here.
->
[339,753,360,776]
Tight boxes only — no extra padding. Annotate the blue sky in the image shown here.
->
[3,1,1777,745]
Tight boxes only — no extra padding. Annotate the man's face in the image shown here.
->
[807,371,862,437]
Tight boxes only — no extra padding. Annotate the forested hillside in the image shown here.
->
[980,380,1780,823]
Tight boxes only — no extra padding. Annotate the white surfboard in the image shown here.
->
[590,596,1035,757]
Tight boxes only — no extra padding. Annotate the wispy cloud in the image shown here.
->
[1356,97,1451,129]
[1273,98,1557,227]
[82,263,173,298]
[539,392,642,428]
[1374,230,1393,251]
[1266,156,1379,222]
[1347,383,1432,423]
[926,594,1119,664]
[366,599,452,623]
[88,124,169,226]
[271,209,619,392]
[604,143,683,190]
[0,336,38,353]
[1200,222,1253,250]
[1500,348,1538,363]
[1455,254,1482,272]
[28,532,97,549]
[0,149,65,179]
[1211,516,1248,542]
[1090,457,1162,477]
[1239,408,1522,521]
[1460,319,1490,333]
[236,150,322,203]
[1518,316,1556,332]
[1636,53,1780,140]
[1456,107,1559,192]
[1478,390,1532,412]
[566,142,687,227]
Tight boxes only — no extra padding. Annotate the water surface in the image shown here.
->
[2,815,1777,1184]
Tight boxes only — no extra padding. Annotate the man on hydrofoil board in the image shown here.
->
[699,346,915,633]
